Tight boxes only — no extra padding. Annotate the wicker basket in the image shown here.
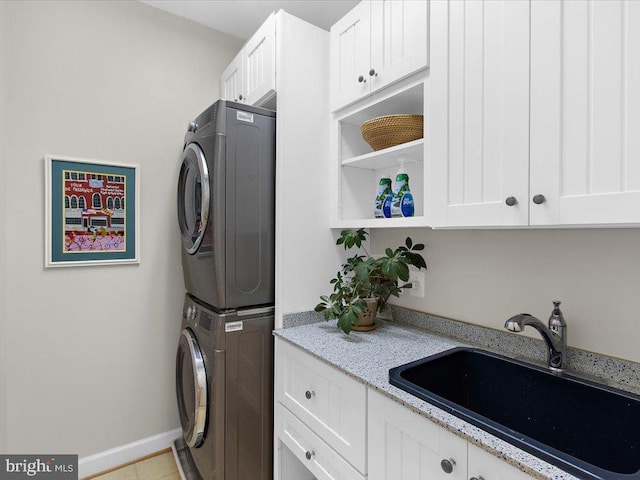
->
[361,114,424,151]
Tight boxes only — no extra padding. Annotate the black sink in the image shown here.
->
[389,347,640,480]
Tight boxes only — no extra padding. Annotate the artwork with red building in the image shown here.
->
[63,169,126,252]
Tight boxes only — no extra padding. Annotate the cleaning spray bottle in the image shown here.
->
[374,177,392,218]
[390,158,414,218]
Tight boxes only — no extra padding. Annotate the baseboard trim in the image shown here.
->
[79,428,182,479]
[83,448,171,480]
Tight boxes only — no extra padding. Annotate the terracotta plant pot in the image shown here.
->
[352,298,378,332]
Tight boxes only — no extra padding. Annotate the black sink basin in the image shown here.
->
[389,347,640,480]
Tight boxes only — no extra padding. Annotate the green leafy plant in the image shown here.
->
[314,229,427,334]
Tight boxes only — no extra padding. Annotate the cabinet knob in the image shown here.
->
[440,458,456,474]
[305,390,315,399]
[505,196,518,206]
[532,194,546,205]
[238,94,243,100]
[369,68,377,77]
[305,450,315,460]
[358,75,366,83]
[470,477,485,480]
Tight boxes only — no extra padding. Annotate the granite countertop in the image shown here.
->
[274,319,581,480]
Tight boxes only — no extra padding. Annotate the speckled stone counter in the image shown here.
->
[274,319,582,480]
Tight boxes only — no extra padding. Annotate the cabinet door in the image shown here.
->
[221,51,243,102]
[530,0,640,225]
[368,388,467,480]
[276,340,367,473]
[468,443,535,480]
[243,12,276,106]
[330,1,371,111]
[369,0,429,92]
[430,0,530,227]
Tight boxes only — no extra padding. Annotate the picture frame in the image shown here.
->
[45,155,140,267]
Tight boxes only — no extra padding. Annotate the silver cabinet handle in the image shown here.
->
[532,194,546,205]
[358,75,366,83]
[305,390,315,399]
[470,476,485,480]
[238,94,243,100]
[369,68,377,76]
[441,458,456,474]
[305,450,315,460]
[505,196,517,206]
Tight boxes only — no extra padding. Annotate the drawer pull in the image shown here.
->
[470,477,485,480]
[441,458,456,474]
[305,390,315,399]
[305,450,315,460]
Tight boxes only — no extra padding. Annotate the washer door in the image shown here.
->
[177,143,210,255]
[176,328,208,448]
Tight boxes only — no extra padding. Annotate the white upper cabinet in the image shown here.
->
[369,0,429,92]
[430,0,530,227]
[431,0,640,228]
[330,1,371,111]
[221,52,242,103]
[530,0,640,226]
[220,12,276,106]
[330,0,429,112]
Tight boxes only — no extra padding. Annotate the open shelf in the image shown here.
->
[332,216,427,229]
[338,82,424,126]
[332,77,429,227]
[342,139,424,170]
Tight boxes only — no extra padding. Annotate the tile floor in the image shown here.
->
[91,452,179,480]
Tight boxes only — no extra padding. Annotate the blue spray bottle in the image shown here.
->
[390,159,414,218]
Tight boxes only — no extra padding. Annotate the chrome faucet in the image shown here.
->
[505,301,567,371]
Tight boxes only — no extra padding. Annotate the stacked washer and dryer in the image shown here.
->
[173,100,276,480]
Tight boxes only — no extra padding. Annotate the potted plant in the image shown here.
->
[314,229,427,334]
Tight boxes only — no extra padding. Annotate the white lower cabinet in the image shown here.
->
[467,443,533,480]
[368,388,535,480]
[368,388,467,480]
[276,403,365,480]
[276,339,366,472]
[275,340,536,480]
[275,338,367,480]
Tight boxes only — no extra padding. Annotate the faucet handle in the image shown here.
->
[549,300,566,330]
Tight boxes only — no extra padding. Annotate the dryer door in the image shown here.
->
[176,328,208,448]
[177,143,210,255]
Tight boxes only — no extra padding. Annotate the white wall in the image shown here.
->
[0,0,8,455]
[2,0,242,456]
[372,228,640,363]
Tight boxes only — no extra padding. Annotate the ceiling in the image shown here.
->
[140,0,360,40]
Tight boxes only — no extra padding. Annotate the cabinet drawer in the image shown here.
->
[277,403,365,480]
[275,340,366,473]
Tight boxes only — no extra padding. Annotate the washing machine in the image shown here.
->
[173,294,274,480]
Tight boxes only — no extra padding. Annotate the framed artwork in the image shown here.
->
[45,155,140,267]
